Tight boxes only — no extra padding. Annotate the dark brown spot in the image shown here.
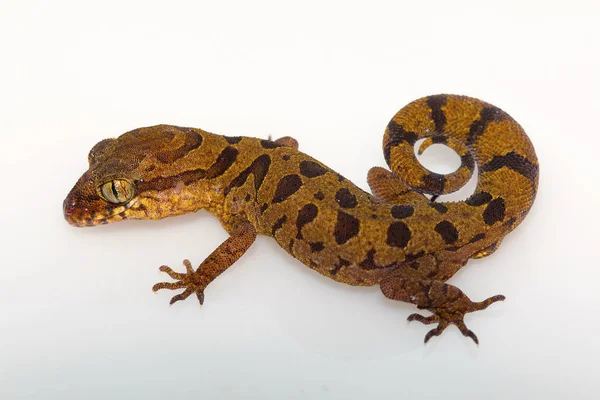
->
[371,214,378,219]
[426,95,448,133]
[271,215,287,236]
[310,260,318,268]
[435,221,459,244]
[300,161,327,178]
[422,173,446,195]
[260,203,268,214]
[465,192,493,206]
[466,106,508,146]
[481,151,539,183]
[314,191,325,200]
[430,135,448,145]
[386,221,411,248]
[384,120,418,163]
[224,136,242,144]
[272,174,303,203]
[334,211,360,245]
[335,188,357,208]
[336,173,346,183]
[283,155,291,161]
[331,258,350,275]
[391,205,414,219]
[144,165,156,172]
[469,233,485,243]
[461,153,475,171]
[310,242,325,252]
[288,239,295,254]
[245,194,251,202]
[360,249,395,270]
[296,203,318,239]
[260,139,283,149]
[205,146,238,179]
[483,198,506,226]
[428,202,448,214]
[155,128,203,164]
[225,154,271,196]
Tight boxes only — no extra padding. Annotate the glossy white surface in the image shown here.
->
[1,1,598,399]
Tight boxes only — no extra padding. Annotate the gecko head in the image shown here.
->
[63,125,209,227]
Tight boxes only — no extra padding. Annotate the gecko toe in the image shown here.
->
[408,313,439,324]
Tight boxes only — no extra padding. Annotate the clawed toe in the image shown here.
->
[407,313,439,324]
[153,259,205,306]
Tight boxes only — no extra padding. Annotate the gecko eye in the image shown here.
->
[98,179,135,204]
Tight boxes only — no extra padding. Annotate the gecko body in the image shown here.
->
[64,95,538,344]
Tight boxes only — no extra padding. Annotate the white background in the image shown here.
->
[1,1,599,399]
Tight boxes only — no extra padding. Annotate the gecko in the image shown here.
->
[63,95,538,344]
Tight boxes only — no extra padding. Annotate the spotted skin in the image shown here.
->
[64,94,538,345]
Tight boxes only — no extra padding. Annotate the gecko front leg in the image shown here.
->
[153,220,257,305]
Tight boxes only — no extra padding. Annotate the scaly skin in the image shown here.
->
[64,95,538,344]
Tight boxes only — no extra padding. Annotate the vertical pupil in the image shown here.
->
[111,181,120,200]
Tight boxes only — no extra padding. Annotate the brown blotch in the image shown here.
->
[384,120,418,163]
[260,139,283,149]
[335,188,357,208]
[465,192,492,206]
[225,154,271,196]
[483,198,506,226]
[314,191,325,200]
[428,202,448,214]
[386,221,411,248]
[144,165,156,172]
[224,136,242,144]
[426,95,448,133]
[422,173,446,195]
[271,215,287,236]
[272,174,303,203]
[300,160,327,178]
[391,205,414,219]
[466,106,508,146]
[260,203,269,214]
[360,249,395,270]
[481,151,539,183]
[245,194,251,202]
[155,128,203,164]
[331,258,351,275]
[435,221,459,244]
[469,233,486,243]
[310,242,325,252]
[296,203,318,239]
[283,155,291,161]
[137,167,206,192]
[205,146,238,179]
[461,153,475,171]
[333,211,360,245]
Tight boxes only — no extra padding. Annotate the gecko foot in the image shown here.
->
[408,294,505,345]
[152,259,205,305]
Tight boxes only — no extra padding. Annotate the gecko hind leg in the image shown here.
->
[380,276,505,344]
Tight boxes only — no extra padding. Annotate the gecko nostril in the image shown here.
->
[63,197,76,216]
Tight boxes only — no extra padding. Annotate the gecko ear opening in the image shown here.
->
[88,138,115,164]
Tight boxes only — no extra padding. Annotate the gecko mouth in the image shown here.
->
[62,195,123,227]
